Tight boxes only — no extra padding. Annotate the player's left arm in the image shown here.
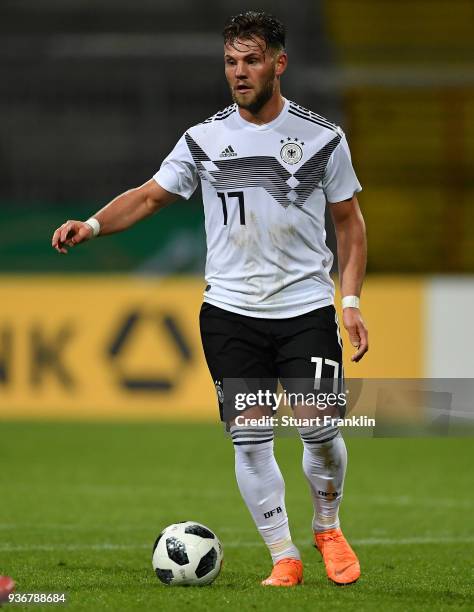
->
[330,195,368,362]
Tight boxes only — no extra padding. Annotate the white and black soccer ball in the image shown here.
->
[152,521,223,586]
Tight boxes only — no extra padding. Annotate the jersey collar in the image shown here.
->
[234,98,289,131]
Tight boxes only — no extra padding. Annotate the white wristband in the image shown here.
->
[84,217,101,237]
[342,295,360,309]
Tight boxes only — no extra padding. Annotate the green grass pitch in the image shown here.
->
[1,422,473,611]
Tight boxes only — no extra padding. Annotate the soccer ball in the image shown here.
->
[152,521,223,586]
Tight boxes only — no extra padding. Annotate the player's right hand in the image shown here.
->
[51,220,93,254]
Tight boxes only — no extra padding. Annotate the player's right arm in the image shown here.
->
[51,179,177,254]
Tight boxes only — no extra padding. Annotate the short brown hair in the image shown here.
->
[223,11,286,51]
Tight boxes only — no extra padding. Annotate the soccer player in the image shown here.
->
[51,11,368,587]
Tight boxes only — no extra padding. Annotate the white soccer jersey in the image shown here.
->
[154,98,362,318]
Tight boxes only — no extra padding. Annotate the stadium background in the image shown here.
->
[1,2,473,610]
[2,0,473,419]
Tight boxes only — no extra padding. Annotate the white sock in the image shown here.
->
[300,431,347,532]
[231,426,300,564]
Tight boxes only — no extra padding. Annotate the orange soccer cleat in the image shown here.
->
[314,528,360,585]
[261,558,304,587]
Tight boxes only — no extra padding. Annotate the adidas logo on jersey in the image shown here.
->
[219,145,237,158]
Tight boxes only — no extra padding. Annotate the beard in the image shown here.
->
[231,72,276,114]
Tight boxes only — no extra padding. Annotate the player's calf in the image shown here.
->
[230,424,301,570]
[298,428,346,532]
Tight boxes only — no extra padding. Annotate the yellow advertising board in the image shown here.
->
[0,275,424,421]
[0,276,216,420]
[336,276,424,379]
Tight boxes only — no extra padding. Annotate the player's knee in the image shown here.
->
[297,425,340,448]
[230,424,274,453]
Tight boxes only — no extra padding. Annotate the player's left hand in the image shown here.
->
[342,308,368,362]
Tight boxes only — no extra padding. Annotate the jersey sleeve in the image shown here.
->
[322,134,362,204]
[153,132,199,200]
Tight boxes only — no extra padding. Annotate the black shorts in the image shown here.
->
[199,302,343,422]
